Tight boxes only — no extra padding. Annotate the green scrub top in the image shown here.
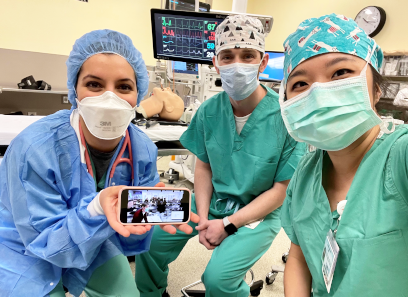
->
[180,85,305,216]
[281,124,408,297]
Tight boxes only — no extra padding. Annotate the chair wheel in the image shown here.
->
[265,271,277,285]
[282,252,289,263]
[265,276,275,285]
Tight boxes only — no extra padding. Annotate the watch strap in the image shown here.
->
[223,216,238,235]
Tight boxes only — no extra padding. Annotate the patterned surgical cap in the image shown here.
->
[282,13,383,87]
[215,14,265,55]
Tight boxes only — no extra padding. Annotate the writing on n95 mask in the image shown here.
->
[100,121,112,127]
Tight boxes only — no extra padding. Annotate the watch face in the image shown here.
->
[355,6,382,36]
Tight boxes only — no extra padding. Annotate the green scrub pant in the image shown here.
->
[135,195,281,297]
[49,254,139,297]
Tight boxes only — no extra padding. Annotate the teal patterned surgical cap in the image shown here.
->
[282,13,383,87]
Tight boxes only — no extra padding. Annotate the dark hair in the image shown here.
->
[370,64,388,107]
[141,204,147,207]
[371,64,383,93]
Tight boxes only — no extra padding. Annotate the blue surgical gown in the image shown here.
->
[0,109,160,296]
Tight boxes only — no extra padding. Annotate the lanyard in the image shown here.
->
[215,198,240,214]
[79,123,134,186]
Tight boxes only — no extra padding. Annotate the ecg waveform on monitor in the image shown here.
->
[159,16,218,59]
[183,50,202,54]
[175,30,202,47]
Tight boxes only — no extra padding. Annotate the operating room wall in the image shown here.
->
[0,0,232,67]
[247,0,406,53]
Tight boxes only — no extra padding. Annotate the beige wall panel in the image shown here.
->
[247,0,405,53]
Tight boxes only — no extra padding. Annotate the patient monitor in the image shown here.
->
[167,61,201,81]
[151,9,273,65]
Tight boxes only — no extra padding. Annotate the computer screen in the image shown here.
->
[259,51,284,82]
[171,61,199,75]
[151,9,227,64]
[166,60,200,80]
[165,0,210,12]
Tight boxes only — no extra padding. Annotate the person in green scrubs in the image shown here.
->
[279,14,408,297]
[135,15,305,297]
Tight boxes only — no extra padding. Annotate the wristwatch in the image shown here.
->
[223,216,238,235]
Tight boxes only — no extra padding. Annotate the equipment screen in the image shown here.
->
[120,189,190,224]
[171,61,199,75]
[259,51,285,82]
[165,0,210,12]
[151,9,227,64]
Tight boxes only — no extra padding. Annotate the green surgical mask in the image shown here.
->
[279,45,390,151]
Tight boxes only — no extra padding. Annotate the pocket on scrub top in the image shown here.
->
[206,134,226,183]
[252,159,277,195]
[335,230,408,296]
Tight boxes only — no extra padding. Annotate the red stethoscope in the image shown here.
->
[79,122,134,186]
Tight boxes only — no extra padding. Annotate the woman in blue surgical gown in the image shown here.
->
[0,29,196,297]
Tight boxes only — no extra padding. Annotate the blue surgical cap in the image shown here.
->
[282,13,384,88]
[66,29,149,108]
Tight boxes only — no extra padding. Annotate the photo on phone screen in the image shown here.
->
[120,188,190,224]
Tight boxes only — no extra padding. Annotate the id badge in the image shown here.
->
[321,230,340,293]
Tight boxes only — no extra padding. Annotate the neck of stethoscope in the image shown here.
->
[79,122,134,184]
[109,129,134,186]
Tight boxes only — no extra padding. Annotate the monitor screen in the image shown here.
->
[171,61,199,75]
[165,0,210,12]
[259,51,285,82]
[151,9,227,64]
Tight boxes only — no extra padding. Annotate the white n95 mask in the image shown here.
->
[77,91,136,140]
[216,58,263,101]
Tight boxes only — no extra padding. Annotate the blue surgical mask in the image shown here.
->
[216,58,262,101]
[279,45,387,151]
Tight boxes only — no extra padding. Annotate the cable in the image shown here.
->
[173,62,175,93]
[178,156,195,183]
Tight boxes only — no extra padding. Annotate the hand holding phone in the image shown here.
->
[99,185,200,237]
[100,186,152,237]
[118,186,200,234]
[118,187,192,225]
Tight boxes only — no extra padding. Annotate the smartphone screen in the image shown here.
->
[119,188,191,224]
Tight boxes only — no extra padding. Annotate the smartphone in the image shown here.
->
[118,187,191,225]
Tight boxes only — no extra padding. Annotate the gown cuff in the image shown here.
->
[87,191,105,217]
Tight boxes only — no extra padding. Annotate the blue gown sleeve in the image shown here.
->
[118,230,154,256]
[274,133,306,182]
[280,164,301,245]
[179,107,209,163]
[5,141,117,270]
